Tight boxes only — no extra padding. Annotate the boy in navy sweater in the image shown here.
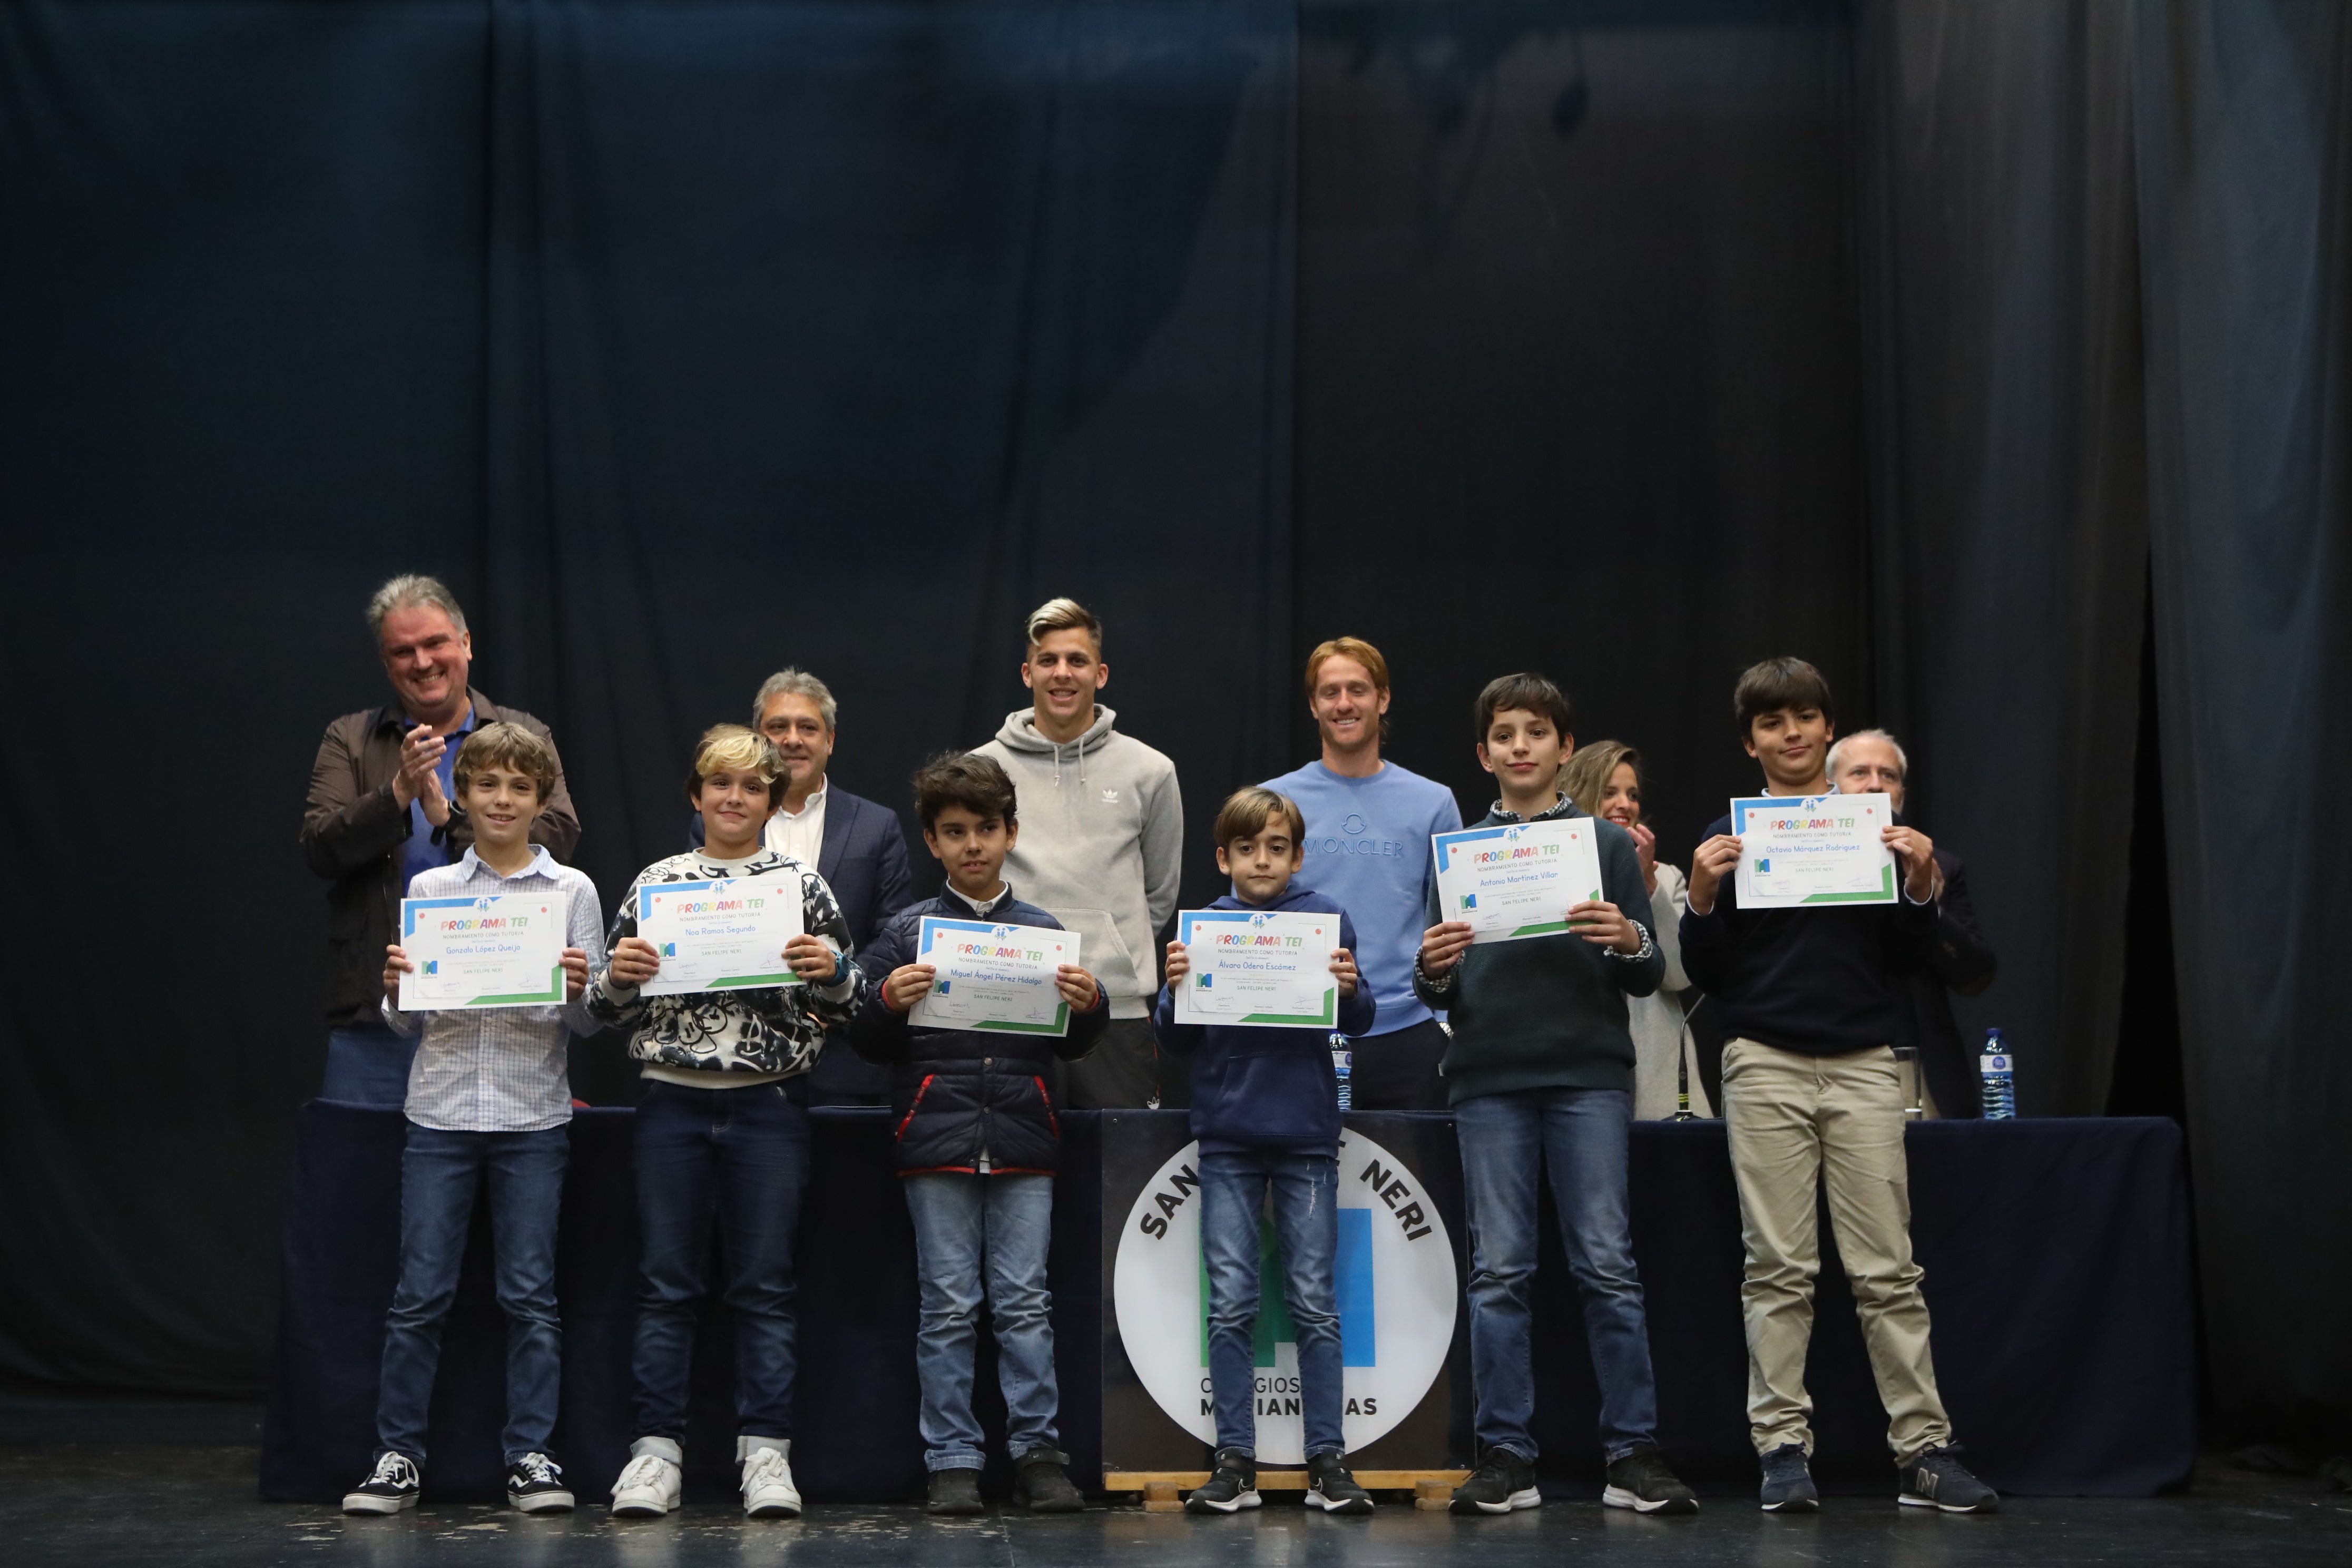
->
[851,752,1107,1515]
[1681,658,1996,1515]
[1413,675,1694,1518]
[1152,788,1378,1516]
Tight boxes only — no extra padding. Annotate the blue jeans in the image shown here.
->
[904,1173,1062,1471]
[632,1080,809,1442]
[324,1024,417,1108]
[1456,1087,1658,1462]
[1198,1150,1345,1459]
[375,1123,569,1465]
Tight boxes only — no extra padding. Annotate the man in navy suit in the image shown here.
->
[695,668,915,1105]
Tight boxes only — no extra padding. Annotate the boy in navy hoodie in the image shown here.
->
[1152,787,1378,1516]
[850,752,1108,1515]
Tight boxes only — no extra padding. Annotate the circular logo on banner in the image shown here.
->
[1112,1131,1457,1464]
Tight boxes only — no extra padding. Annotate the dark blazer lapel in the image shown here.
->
[817,788,854,887]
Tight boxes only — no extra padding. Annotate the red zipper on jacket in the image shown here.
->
[896,1074,936,1141]
[1033,1075,1060,1139]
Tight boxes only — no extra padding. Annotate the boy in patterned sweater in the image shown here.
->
[586,726,867,1520]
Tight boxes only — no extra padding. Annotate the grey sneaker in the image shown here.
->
[926,1466,985,1515]
[1898,1444,1998,1514]
[1759,1443,1819,1512]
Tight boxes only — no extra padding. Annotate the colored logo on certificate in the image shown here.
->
[992,924,1018,941]
[660,942,677,957]
[1756,858,1771,874]
[1196,974,1213,990]
[421,961,438,976]
[935,979,952,995]
[1458,893,1478,910]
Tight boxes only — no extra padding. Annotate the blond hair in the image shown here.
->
[684,723,787,807]
[1559,739,1640,818]
[1024,596,1103,653]
[453,722,558,802]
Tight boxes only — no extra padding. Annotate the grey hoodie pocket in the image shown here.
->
[1057,906,1141,1001]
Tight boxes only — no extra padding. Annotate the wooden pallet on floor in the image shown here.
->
[1106,1471,1470,1513]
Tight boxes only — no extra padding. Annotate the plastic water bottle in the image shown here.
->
[1330,1033,1353,1112]
[1979,1028,2016,1119]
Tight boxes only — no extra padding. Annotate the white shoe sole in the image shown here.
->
[1900,1493,1997,1514]
[509,1489,574,1514]
[1603,1484,1697,1514]
[1304,1488,1374,1514]
[341,1493,418,1516]
[610,1495,678,1517]
[1185,1489,1261,1514]
[1461,1486,1543,1514]
[1760,1494,1820,1512]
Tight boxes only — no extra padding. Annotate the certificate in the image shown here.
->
[1731,792,1898,908]
[399,892,568,1010]
[1172,908,1339,1028]
[636,877,806,996]
[1431,817,1606,943]
[909,917,1077,1036]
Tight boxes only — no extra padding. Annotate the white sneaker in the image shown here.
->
[610,1438,683,1517]
[739,1438,801,1518]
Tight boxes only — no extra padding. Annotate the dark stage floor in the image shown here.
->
[4,1387,2347,1567]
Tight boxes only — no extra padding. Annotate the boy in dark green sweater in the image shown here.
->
[1414,674,1694,1517]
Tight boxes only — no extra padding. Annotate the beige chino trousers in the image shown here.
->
[1721,1038,1953,1461]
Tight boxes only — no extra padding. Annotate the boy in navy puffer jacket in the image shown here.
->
[851,752,1106,1515]
[1152,788,1378,1516]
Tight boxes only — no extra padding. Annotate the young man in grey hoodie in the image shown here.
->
[973,597,1183,1107]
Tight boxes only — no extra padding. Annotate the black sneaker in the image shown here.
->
[1898,1444,1998,1514]
[1759,1443,1819,1512]
[1304,1451,1374,1514]
[1013,1449,1085,1513]
[342,1451,422,1515]
[927,1466,985,1515]
[1450,1448,1540,1515]
[1603,1444,1697,1515]
[1185,1447,1260,1514]
[505,1452,573,1514]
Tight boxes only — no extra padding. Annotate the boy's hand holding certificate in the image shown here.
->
[908,917,1081,1036]
[398,893,569,1010]
[1730,792,1899,908]
[1170,909,1342,1028]
[635,877,807,996]
[1431,818,1608,943]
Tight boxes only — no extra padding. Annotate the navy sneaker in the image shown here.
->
[505,1453,573,1514]
[1899,1445,1998,1514]
[342,1452,421,1515]
[1759,1443,1819,1513]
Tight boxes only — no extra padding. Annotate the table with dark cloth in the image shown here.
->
[261,1106,2192,1504]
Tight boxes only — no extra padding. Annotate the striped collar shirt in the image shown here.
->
[380,845,607,1132]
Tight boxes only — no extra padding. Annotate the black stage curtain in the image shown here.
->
[2132,1,2352,1451]
[2,0,2344,1443]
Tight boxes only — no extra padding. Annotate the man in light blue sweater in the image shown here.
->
[1265,637,1462,1108]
